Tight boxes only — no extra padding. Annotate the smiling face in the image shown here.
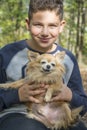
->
[40,58,56,73]
[26,10,65,52]
[26,51,65,84]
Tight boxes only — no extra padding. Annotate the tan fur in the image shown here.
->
[0,51,82,130]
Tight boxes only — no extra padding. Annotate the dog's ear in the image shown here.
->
[27,51,40,61]
[55,51,65,63]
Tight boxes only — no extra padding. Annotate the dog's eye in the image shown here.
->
[41,61,46,64]
[51,63,56,67]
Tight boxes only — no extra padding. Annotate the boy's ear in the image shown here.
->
[59,20,66,33]
[25,18,30,30]
[27,50,40,61]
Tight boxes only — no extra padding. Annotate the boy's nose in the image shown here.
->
[41,27,49,35]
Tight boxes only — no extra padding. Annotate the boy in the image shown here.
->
[0,0,87,130]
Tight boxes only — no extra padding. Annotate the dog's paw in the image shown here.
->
[27,112,35,119]
[44,95,51,102]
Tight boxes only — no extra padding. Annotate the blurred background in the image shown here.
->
[0,0,87,65]
[0,0,87,123]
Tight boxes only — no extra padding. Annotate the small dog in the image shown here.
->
[0,51,82,130]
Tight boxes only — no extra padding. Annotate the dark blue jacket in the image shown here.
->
[0,40,87,115]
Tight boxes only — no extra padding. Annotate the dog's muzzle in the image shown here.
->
[42,65,52,73]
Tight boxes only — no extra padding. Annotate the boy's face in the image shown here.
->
[26,10,65,52]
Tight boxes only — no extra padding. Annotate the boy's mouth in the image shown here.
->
[39,38,51,43]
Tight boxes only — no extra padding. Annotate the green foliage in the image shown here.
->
[61,0,87,59]
[0,0,87,63]
[0,0,29,47]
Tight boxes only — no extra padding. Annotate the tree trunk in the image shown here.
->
[79,0,86,63]
[75,1,81,60]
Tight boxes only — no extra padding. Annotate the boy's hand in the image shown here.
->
[50,84,72,102]
[18,82,46,103]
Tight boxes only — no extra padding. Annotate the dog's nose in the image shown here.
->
[46,65,51,69]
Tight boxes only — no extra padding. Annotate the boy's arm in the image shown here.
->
[0,55,20,111]
[50,52,87,115]
[0,88,19,111]
[68,56,87,115]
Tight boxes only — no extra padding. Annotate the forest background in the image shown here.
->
[0,0,87,66]
[0,0,87,123]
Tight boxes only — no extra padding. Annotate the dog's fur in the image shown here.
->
[0,51,82,130]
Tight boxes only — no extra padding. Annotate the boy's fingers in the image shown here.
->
[50,96,60,102]
[29,96,40,103]
[28,84,45,90]
[28,89,45,96]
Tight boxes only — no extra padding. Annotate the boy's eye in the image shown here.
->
[33,24,42,28]
[49,24,58,28]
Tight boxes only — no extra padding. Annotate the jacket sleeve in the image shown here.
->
[68,56,87,115]
[0,54,20,111]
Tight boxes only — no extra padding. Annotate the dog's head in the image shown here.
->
[26,51,65,83]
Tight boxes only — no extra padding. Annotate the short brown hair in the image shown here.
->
[28,0,64,21]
